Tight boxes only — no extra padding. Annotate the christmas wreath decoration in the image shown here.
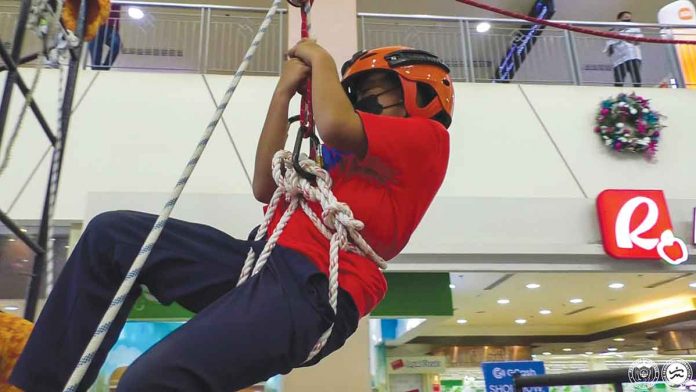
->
[594,93,664,159]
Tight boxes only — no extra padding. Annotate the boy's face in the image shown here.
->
[619,12,632,22]
[354,72,407,118]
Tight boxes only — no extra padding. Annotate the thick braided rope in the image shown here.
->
[0,61,43,177]
[61,1,282,390]
[456,0,696,45]
[236,151,386,362]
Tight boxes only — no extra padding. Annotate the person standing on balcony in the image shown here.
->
[605,11,644,87]
[89,4,122,70]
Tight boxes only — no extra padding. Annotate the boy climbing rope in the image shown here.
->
[9,40,454,391]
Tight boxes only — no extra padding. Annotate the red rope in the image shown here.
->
[299,0,315,142]
[455,0,696,45]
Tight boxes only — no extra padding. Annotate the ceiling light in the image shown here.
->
[457,319,468,324]
[607,347,618,352]
[609,283,625,289]
[569,298,584,304]
[8,238,15,242]
[539,309,552,315]
[652,347,659,351]
[562,348,572,352]
[613,337,625,342]
[689,282,696,288]
[3,306,19,311]
[476,22,491,33]
[542,352,551,355]
[526,283,541,289]
[20,228,27,233]
[497,299,510,305]
[585,351,594,355]
[128,6,145,20]
[449,284,456,289]
[515,319,527,324]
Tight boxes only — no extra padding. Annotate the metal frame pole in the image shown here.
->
[0,44,58,145]
[0,0,33,149]
[24,0,89,321]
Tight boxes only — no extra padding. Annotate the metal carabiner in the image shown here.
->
[288,115,320,181]
[286,0,308,7]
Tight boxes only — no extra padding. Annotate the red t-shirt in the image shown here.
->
[265,111,450,316]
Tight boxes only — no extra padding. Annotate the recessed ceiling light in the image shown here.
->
[3,306,19,311]
[539,309,552,315]
[128,6,145,19]
[515,319,527,325]
[569,298,584,304]
[652,347,659,351]
[476,22,491,33]
[64,245,70,249]
[8,238,15,242]
[526,283,541,289]
[609,283,625,289]
[613,337,625,342]
[497,299,510,305]
[646,331,658,335]
[562,348,572,352]
[585,351,594,355]
[457,319,468,324]
[20,228,27,233]
[607,347,618,352]
[542,352,551,355]
[689,282,696,288]
[449,284,456,289]
[21,259,29,263]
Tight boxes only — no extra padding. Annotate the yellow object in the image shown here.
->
[61,0,112,42]
[0,312,33,392]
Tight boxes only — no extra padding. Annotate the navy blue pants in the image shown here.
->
[10,211,359,391]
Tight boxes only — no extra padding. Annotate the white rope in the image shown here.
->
[236,151,386,362]
[62,1,283,390]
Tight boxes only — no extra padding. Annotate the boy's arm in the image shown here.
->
[288,40,367,158]
[253,59,309,203]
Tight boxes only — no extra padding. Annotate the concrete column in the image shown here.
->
[282,318,372,392]
[287,0,358,71]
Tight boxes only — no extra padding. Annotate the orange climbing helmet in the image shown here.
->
[341,46,455,128]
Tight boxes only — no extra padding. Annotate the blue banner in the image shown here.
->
[481,361,548,392]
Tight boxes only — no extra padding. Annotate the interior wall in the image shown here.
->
[3,70,696,224]
[282,318,371,392]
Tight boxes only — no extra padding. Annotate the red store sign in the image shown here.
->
[597,189,689,265]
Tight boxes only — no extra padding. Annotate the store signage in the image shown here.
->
[597,190,688,265]
[388,356,447,374]
[481,361,548,392]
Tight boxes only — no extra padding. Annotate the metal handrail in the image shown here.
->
[112,0,287,13]
[357,11,696,30]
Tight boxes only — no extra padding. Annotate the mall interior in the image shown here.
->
[1,0,696,391]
